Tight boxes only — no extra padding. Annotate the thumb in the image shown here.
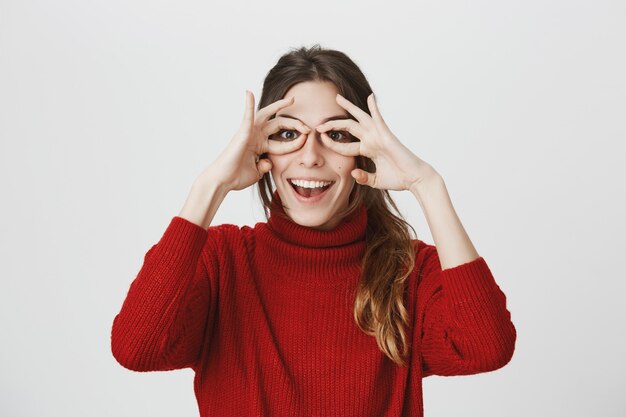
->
[257,158,273,176]
[351,168,375,187]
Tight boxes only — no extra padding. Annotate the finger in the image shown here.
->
[351,168,377,188]
[319,132,361,157]
[315,118,364,140]
[266,132,308,155]
[243,90,254,124]
[256,96,295,122]
[263,116,311,138]
[367,93,387,128]
[335,93,373,126]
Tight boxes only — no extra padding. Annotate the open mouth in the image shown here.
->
[288,179,335,200]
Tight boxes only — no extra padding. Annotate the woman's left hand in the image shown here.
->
[316,93,440,192]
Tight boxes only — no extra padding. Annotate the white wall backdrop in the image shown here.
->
[1,0,624,416]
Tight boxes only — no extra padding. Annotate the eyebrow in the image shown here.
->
[276,114,353,124]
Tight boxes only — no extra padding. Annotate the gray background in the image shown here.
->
[1,0,624,416]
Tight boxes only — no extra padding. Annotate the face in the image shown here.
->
[268,80,357,231]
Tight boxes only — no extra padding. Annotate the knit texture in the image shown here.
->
[111,192,516,416]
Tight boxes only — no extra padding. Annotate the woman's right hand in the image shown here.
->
[196,90,311,192]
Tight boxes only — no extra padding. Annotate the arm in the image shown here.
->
[110,90,303,372]
[110,181,227,372]
[315,92,516,375]
[410,175,479,270]
[413,175,516,376]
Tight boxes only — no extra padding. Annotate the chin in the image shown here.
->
[275,184,345,230]
[287,211,327,227]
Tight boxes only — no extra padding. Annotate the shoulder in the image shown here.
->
[407,239,446,321]
[410,239,441,279]
[197,219,270,248]
[190,222,255,264]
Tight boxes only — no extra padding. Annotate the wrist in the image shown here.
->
[191,178,230,201]
[193,167,231,195]
[409,168,444,197]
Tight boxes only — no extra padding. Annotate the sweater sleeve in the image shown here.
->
[415,242,516,377]
[111,216,220,372]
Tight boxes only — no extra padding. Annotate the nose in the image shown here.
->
[297,130,325,167]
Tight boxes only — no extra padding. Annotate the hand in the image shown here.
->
[315,93,440,192]
[198,90,312,192]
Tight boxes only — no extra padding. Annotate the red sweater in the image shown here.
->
[111,192,516,416]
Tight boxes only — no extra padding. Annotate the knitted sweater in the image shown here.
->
[111,192,516,417]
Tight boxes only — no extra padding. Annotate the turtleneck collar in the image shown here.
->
[266,190,367,249]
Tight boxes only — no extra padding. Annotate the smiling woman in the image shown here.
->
[110,44,517,417]
[263,80,359,231]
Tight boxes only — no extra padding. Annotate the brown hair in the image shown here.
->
[256,44,417,367]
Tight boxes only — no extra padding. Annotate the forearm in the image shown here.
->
[410,174,479,270]
[179,174,230,230]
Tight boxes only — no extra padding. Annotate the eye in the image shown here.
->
[271,129,302,141]
[328,130,352,142]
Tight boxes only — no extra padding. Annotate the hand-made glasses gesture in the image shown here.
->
[317,93,439,193]
[208,91,310,192]
[205,91,438,195]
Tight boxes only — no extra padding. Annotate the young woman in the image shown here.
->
[111,45,516,416]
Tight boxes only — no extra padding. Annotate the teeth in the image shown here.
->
[289,179,333,189]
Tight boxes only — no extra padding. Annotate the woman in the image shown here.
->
[111,44,516,416]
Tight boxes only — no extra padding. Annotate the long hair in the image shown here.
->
[256,44,417,367]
